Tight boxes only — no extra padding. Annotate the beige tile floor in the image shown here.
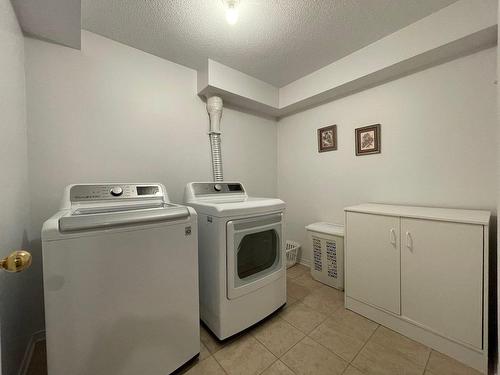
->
[181,264,483,375]
[26,264,482,375]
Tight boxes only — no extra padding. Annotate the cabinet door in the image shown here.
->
[401,218,483,348]
[346,212,401,314]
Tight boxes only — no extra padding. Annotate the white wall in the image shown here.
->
[25,30,278,236]
[0,1,41,374]
[497,2,500,373]
[278,47,497,265]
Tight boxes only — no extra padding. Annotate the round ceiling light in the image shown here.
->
[224,0,239,25]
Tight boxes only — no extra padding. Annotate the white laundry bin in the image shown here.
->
[305,222,344,290]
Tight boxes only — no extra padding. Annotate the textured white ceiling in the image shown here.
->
[82,0,458,87]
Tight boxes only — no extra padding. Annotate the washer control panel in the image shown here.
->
[190,182,245,196]
[70,184,162,202]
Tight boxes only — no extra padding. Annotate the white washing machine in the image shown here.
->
[42,183,200,375]
[184,182,286,340]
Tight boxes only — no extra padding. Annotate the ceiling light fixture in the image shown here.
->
[224,0,239,25]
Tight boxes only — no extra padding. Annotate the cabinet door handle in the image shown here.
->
[389,228,396,246]
[406,231,413,250]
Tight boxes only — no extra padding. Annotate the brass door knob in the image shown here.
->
[0,251,32,273]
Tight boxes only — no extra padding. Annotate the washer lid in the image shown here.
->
[59,203,190,232]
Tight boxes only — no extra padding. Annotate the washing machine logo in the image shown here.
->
[185,226,192,236]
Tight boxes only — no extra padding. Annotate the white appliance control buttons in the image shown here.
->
[110,186,123,196]
[214,184,222,192]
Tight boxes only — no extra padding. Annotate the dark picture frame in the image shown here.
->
[317,125,337,153]
[355,124,381,156]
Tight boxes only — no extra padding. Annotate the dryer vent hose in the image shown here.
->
[209,133,223,182]
[207,96,224,182]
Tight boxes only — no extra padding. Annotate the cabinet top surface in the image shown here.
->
[344,203,490,225]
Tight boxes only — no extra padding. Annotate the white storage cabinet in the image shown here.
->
[344,204,490,374]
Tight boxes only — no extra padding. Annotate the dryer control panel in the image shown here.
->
[190,182,245,196]
[70,184,163,202]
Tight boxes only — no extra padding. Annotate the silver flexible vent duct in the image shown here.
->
[206,96,224,182]
[209,133,223,182]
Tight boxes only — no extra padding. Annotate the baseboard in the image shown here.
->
[297,258,311,268]
[18,330,46,375]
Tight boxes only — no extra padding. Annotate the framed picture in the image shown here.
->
[317,125,337,152]
[355,124,381,155]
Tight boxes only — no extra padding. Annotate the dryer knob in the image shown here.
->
[110,186,123,196]
[214,184,222,192]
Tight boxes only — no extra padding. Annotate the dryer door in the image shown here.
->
[226,213,284,299]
